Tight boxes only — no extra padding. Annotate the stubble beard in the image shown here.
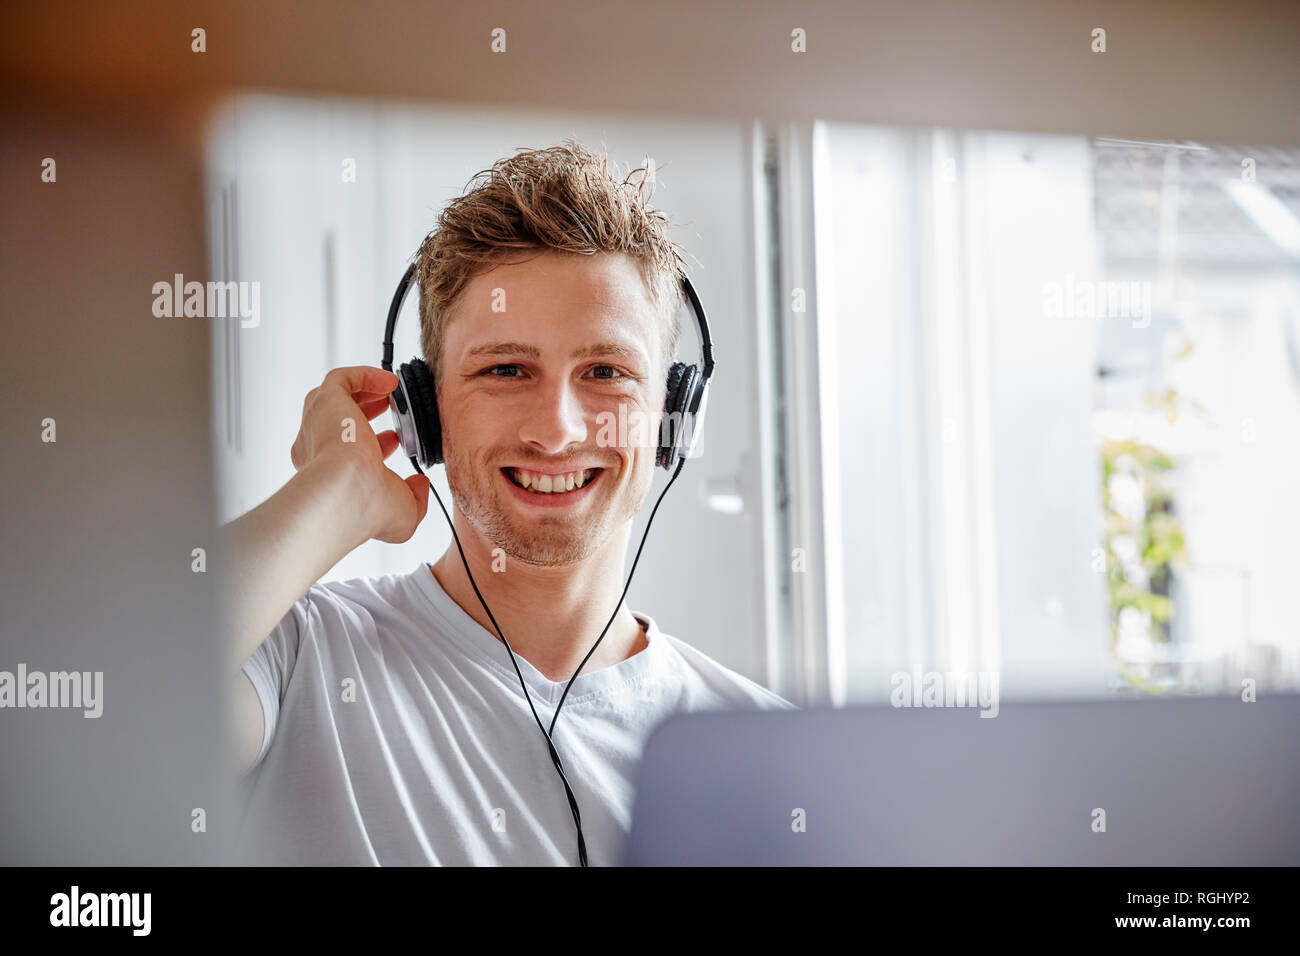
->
[441,436,653,568]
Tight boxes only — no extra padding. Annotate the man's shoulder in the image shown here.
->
[285,567,425,646]
[297,564,423,610]
[653,628,797,711]
[308,568,414,606]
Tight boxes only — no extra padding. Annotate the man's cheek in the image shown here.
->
[593,402,656,453]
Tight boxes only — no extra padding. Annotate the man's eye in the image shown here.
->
[589,365,623,380]
[483,364,521,377]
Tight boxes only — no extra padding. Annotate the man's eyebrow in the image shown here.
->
[571,342,644,361]
[463,341,645,362]
[465,342,540,360]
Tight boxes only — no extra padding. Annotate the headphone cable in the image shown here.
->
[413,453,688,866]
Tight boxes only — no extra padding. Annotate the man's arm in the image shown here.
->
[222,449,376,672]
[220,366,431,773]
[223,451,374,774]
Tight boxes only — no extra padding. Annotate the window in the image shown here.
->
[796,124,1300,704]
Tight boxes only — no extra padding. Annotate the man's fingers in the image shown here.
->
[359,397,392,421]
[405,474,431,524]
[322,366,399,399]
[375,429,401,460]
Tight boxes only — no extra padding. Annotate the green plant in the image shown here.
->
[1100,439,1187,647]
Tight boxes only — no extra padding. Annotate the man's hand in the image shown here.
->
[289,366,431,544]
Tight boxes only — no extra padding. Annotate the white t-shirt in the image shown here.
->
[235,562,795,865]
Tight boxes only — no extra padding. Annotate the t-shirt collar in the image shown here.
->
[407,562,664,706]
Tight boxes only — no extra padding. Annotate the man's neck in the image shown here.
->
[429,518,647,683]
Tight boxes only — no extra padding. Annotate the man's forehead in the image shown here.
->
[447,252,662,357]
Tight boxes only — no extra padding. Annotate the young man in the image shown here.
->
[223,141,795,866]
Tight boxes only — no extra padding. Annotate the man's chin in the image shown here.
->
[484,504,592,562]
[496,535,597,568]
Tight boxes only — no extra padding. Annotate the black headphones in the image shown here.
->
[379,257,715,867]
[381,261,715,472]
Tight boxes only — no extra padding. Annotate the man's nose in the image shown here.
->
[517,376,588,455]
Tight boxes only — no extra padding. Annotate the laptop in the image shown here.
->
[623,694,1300,865]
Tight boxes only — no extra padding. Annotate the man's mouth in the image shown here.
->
[502,467,603,495]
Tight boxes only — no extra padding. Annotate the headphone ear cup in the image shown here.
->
[658,362,696,470]
[401,358,443,466]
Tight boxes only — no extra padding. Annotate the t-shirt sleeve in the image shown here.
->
[240,592,312,770]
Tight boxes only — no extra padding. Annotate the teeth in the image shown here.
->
[509,468,595,494]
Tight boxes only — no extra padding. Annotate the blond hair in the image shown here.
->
[415,140,690,382]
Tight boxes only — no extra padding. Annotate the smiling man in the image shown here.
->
[223,141,795,866]
[428,250,664,683]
